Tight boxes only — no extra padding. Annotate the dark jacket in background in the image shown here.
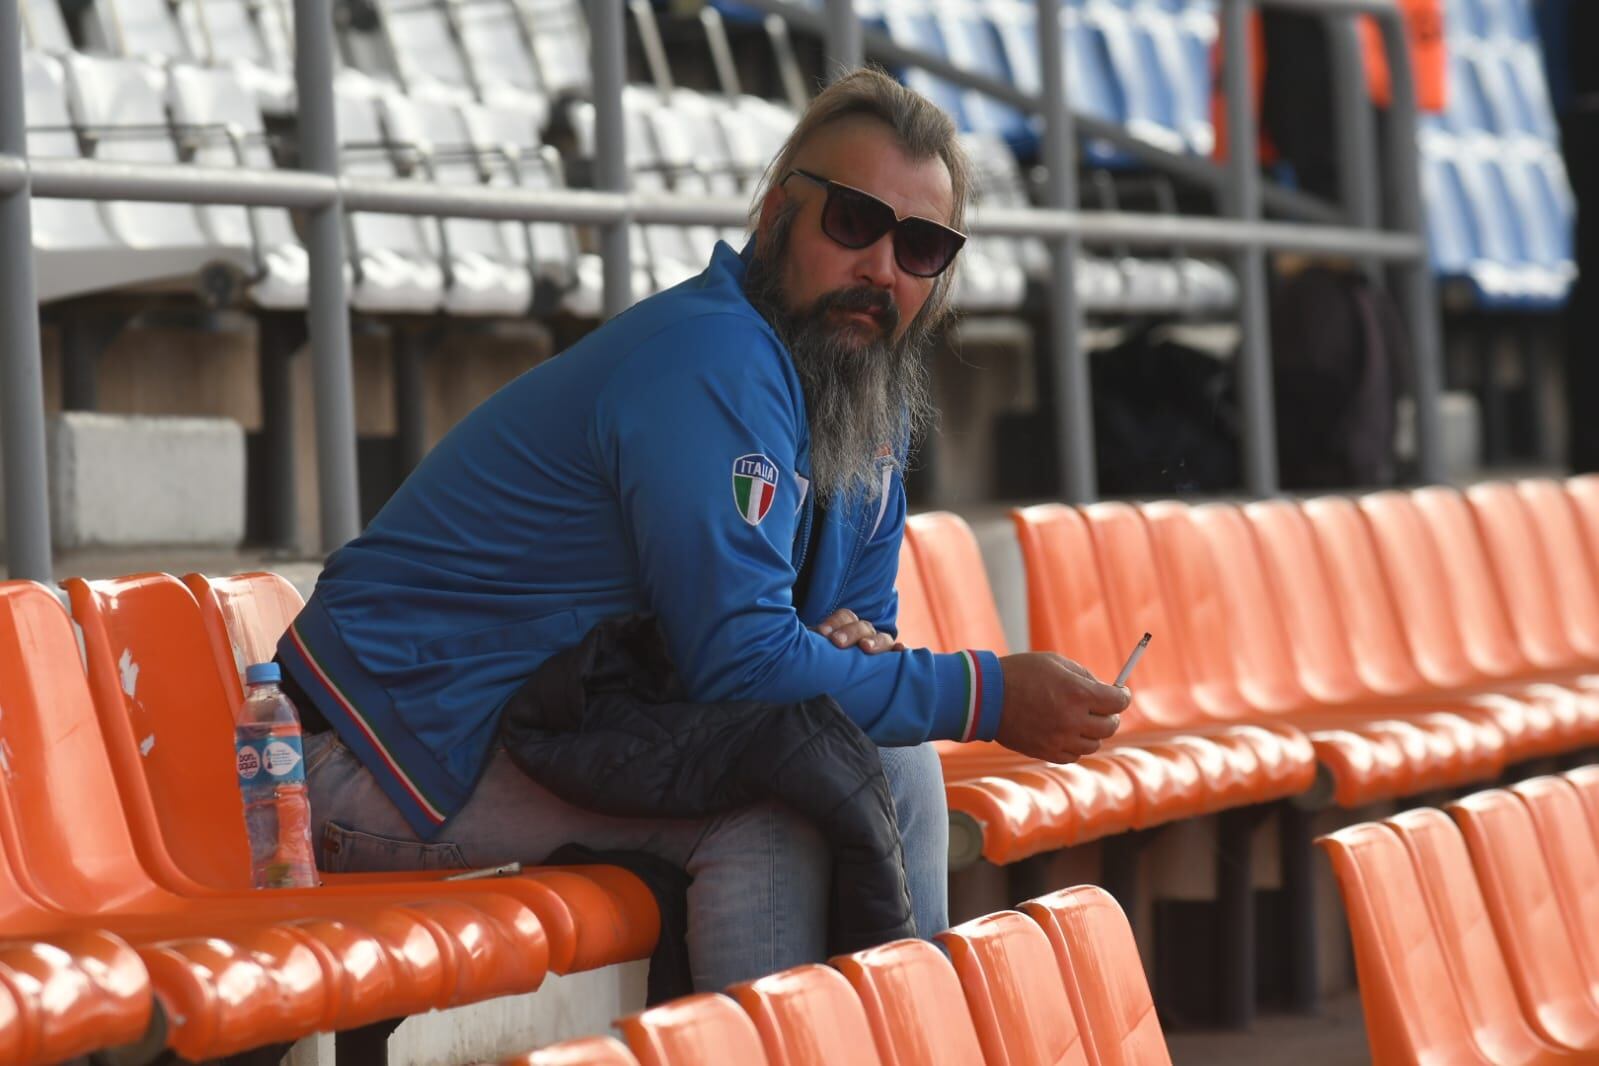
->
[498,614,916,995]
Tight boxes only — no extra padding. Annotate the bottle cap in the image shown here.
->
[245,662,281,686]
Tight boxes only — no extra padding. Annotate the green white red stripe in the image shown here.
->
[957,649,984,742]
[287,622,448,825]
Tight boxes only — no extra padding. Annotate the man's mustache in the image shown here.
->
[810,286,900,336]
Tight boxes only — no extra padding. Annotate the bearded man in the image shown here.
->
[278,69,1127,991]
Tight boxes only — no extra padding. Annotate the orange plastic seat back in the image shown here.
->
[1565,765,1599,837]
[1350,492,1483,689]
[618,993,771,1066]
[1161,502,1306,715]
[1406,487,1532,678]
[183,571,307,706]
[1517,479,1599,661]
[892,538,944,652]
[729,964,884,1066]
[1462,484,1576,672]
[935,910,1089,1066]
[1565,476,1599,584]
[1297,497,1433,697]
[1446,789,1599,1048]
[1316,822,1485,1066]
[1507,777,1599,991]
[63,574,253,892]
[904,512,1009,653]
[1242,500,1372,705]
[0,582,172,916]
[504,1036,642,1065]
[1078,502,1204,730]
[1009,504,1125,681]
[1384,808,1557,1065]
[1021,886,1172,1066]
[831,938,986,1066]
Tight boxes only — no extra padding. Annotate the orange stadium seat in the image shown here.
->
[1020,886,1172,1066]
[0,579,414,1058]
[1032,502,1317,806]
[1505,778,1599,1007]
[55,576,588,1034]
[1563,476,1599,582]
[831,938,986,1066]
[1299,495,1563,762]
[904,513,1137,862]
[1172,500,1503,804]
[70,572,659,977]
[728,963,884,1066]
[1318,820,1502,1066]
[616,993,772,1066]
[1446,789,1599,1050]
[916,508,1198,834]
[1407,487,1599,742]
[1359,490,1593,755]
[936,910,1090,1066]
[499,1035,642,1065]
[1384,806,1592,1061]
[185,570,661,972]
[1564,765,1599,832]
[1513,480,1599,666]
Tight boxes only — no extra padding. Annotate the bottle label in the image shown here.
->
[237,735,305,787]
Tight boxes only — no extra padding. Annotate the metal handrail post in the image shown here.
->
[1328,12,1382,280]
[295,0,362,551]
[1037,0,1093,502]
[1378,10,1444,484]
[824,0,863,80]
[1221,0,1279,498]
[0,11,55,579]
[592,0,631,318]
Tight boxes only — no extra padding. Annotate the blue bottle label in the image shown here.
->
[236,735,305,788]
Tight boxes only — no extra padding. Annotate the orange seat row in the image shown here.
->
[904,476,1599,865]
[0,572,659,1062]
[1321,766,1599,1064]
[497,883,1168,1066]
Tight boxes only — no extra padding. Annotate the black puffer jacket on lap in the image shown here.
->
[497,613,916,961]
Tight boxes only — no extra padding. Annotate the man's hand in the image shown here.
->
[994,652,1129,763]
[814,607,904,654]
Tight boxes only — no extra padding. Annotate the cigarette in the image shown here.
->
[1113,632,1152,687]
[444,862,523,881]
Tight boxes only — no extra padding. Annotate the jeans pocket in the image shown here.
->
[304,732,343,778]
[319,820,468,874]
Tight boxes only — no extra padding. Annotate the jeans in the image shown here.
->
[304,732,948,991]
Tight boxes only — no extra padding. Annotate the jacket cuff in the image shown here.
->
[931,649,1004,743]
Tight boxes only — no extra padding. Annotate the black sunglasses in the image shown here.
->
[782,168,966,279]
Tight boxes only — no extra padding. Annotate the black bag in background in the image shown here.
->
[1270,265,1405,489]
[1090,330,1241,496]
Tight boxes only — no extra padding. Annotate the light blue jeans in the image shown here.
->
[304,732,948,991]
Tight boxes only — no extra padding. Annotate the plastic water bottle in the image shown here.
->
[235,662,318,889]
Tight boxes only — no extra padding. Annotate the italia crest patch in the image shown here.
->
[732,453,779,526]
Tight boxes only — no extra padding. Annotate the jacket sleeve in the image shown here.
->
[593,314,1002,746]
[835,463,907,638]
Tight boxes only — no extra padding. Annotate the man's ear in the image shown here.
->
[755,183,788,244]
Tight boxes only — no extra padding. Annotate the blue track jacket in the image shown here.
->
[278,239,1004,838]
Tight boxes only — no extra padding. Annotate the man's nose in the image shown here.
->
[855,232,898,290]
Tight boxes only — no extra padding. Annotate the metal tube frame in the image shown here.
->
[0,0,1437,574]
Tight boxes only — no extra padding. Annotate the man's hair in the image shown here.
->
[750,67,973,324]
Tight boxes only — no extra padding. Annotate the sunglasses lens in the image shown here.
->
[822,185,895,250]
[895,218,964,278]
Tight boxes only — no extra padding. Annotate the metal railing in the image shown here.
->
[0,0,1439,579]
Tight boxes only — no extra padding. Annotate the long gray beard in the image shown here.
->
[745,213,938,506]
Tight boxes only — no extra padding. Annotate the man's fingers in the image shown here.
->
[826,619,878,648]
[859,631,897,654]
[1087,681,1132,715]
[1081,713,1121,741]
[816,607,859,635]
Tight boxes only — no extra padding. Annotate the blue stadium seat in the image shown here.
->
[932,0,1037,156]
